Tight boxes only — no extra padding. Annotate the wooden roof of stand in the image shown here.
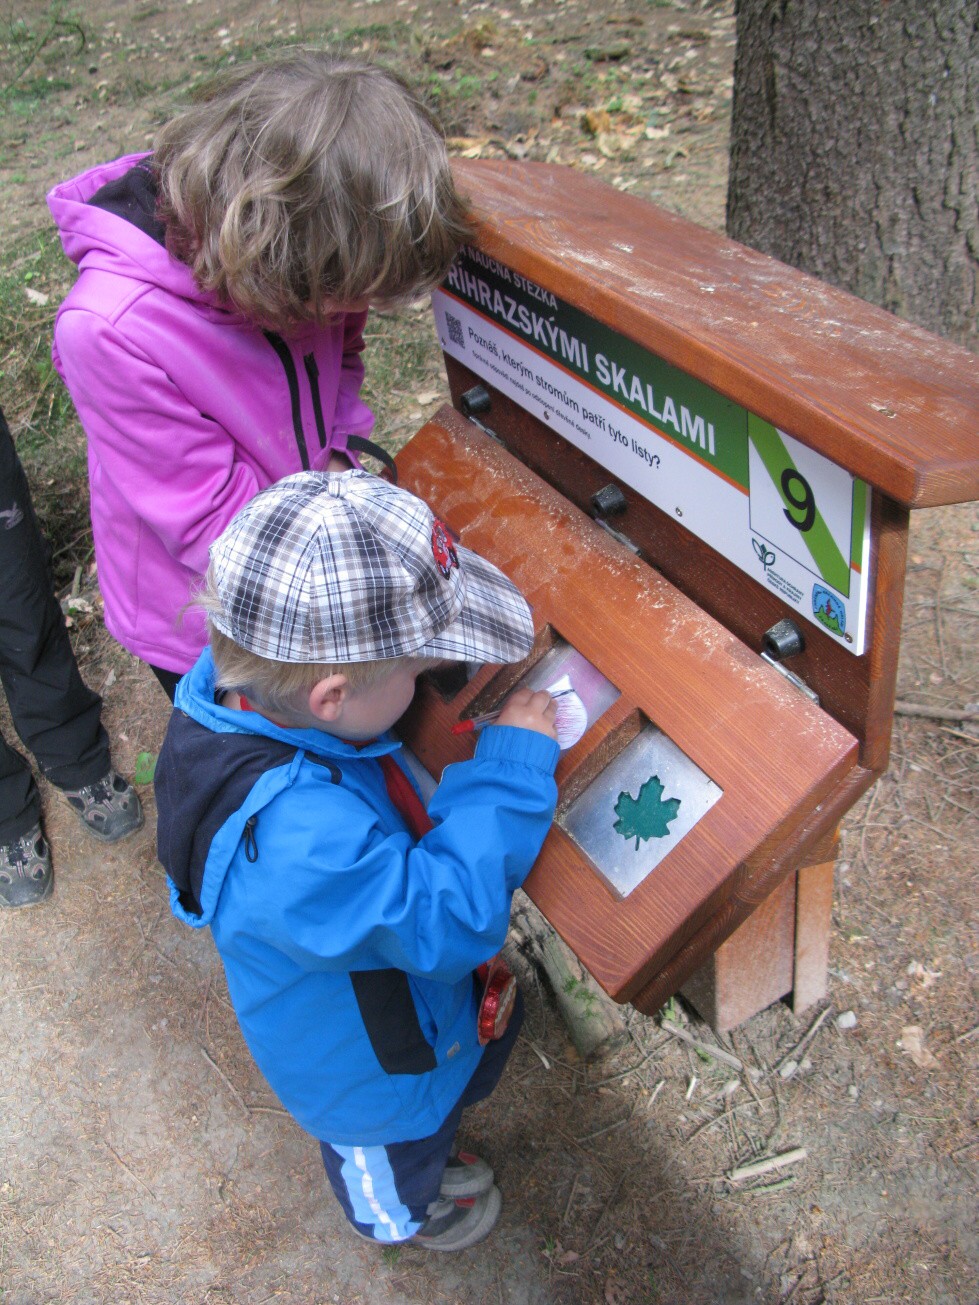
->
[452,159,979,509]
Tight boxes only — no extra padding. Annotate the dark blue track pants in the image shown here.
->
[320,988,524,1242]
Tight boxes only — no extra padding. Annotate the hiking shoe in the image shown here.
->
[0,823,53,908]
[62,770,144,843]
[440,1144,494,1199]
[410,1185,502,1252]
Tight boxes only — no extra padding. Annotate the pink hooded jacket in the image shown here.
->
[48,153,375,672]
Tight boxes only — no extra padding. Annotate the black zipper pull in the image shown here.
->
[243,815,259,863]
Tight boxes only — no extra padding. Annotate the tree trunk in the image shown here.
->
[727,0,978,349]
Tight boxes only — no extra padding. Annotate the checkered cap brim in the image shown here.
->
[208,470,534,665]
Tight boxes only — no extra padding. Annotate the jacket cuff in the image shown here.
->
[474,724,560,774]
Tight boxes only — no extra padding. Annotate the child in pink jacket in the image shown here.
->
[49,51,471,697]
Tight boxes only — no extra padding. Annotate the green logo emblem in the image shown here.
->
[613,775,681,849]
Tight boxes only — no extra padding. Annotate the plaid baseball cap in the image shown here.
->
[207,470,535,665]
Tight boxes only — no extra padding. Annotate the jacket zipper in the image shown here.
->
[304,354,329,449]
[263,331,310,470]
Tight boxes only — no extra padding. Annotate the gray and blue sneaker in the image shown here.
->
[0,823,53,908]
[61,770,143,844]
[439,1145,495,1199]
[410,1185,503,1252]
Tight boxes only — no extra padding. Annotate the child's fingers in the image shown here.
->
[495,688,558,738]
[501,687,535,708]
[533,691,558,725]
[502,688,553,717]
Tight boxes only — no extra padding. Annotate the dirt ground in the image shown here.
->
[1,2,976,1303]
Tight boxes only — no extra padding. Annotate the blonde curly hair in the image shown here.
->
[155,50,473,329]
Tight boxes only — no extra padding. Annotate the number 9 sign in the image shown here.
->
[747,416,859,601]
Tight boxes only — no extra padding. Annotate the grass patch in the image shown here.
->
[185,20,418,84]
[0,3,86,102]
[419,68,491,135]
[0,229,75,432]
[334,21,415,49]
[0,228,90,581]
[4,73,72,110]
[360,307,445,458]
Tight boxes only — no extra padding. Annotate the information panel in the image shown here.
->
[433,247,872,654]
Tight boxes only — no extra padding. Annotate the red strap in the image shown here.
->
[379,754,434,839]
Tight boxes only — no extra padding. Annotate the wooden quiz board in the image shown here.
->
[396,412,858,1003]
[398,160,977,1022]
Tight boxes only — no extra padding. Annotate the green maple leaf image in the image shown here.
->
[613,775,681,849]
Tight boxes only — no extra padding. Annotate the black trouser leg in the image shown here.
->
[0,408,110,841]
[0,735,42,844]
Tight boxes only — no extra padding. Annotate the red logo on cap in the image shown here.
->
[431,518,458,578]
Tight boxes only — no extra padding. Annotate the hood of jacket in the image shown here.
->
[156,648,406,925]
[47,153,228,313]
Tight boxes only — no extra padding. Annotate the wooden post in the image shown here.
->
[679,829,839,1031]
[792,835,839,1016]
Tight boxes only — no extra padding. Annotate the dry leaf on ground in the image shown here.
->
[899,1025,939,1069]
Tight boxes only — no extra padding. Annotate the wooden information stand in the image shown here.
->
[395,161,979,1031]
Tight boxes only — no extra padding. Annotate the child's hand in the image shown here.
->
[494,688,558,739]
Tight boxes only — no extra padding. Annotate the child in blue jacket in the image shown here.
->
[155,468,559,1251]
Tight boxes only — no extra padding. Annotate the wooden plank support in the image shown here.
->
[792,835,840,1016]
[679,828,841,1031]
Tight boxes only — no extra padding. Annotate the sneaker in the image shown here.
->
[0,823,53,908]
[61,770,144,843]
[409,1185,502,1252]
[440,1144,495,1199]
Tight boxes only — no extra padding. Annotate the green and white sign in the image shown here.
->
[433,246,872,655]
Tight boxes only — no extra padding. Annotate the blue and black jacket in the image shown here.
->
[155,649,559,1144]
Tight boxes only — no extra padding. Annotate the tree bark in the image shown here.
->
[727,0,978,349]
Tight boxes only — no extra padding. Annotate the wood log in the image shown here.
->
[509,891,627,1059]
